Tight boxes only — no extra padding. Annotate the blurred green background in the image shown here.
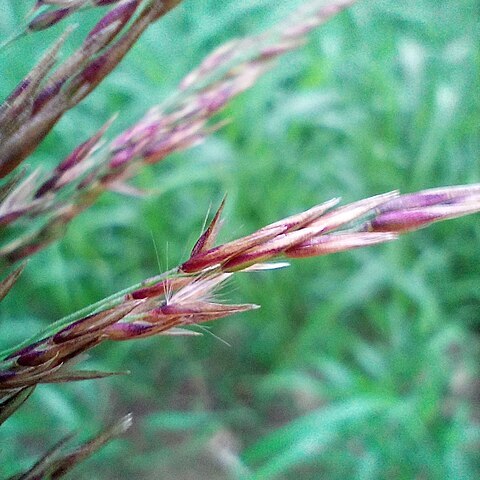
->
[1,0,480,478]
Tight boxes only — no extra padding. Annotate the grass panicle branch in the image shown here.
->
[1,183,479,393]
[6,414,133,480]
[0,0,182,179]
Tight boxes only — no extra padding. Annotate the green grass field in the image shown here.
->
[1,0,479,478]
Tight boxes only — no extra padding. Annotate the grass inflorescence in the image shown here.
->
[0,0,479,478]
